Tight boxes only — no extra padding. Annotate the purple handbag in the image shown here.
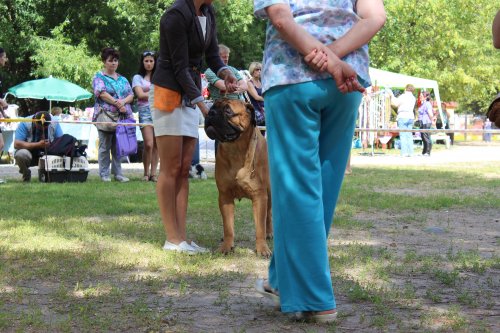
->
[115,117,137,158]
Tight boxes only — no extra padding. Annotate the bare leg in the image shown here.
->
[155,135,196,244]
[150,131,159,179]
[141,125,154,179]
[174,136,196,237]
[344,153,352,175]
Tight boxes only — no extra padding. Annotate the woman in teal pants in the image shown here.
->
[253,0,386,323]
[265,80,362,315]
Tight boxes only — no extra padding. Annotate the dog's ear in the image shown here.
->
[246,103,256,127]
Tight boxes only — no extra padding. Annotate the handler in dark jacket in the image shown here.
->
[151,0,237,254]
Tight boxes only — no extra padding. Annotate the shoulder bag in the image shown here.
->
[94,73,122,132]
[95,107,120,132]
[115,115,137,158]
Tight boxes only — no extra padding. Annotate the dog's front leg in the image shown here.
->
[252,192,272,258]
[218,193,235,254]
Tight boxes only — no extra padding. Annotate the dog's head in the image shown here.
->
[204,99,256,142]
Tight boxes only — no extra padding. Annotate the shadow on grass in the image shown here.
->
[3,242,477,332]
[1,165,498,331]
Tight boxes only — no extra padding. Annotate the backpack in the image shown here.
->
[46,134,87,168]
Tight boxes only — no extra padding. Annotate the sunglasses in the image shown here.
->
[254,68,262,71]
[143,51,155,56]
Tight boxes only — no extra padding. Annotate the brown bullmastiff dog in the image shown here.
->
[205,99,272,257]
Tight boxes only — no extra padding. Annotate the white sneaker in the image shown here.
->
[101,176,111,182]
[0,179,5,184]
[115,175,129,183]
[199,171,208,180]
[190,241,209,253]
[163,240,197,255]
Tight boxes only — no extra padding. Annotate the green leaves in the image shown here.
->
[1,0,499,115]
[30,36,101,91]
[372,0,500,113]
[213,0,266,70]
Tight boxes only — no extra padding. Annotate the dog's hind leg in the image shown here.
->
[266,191,273,240]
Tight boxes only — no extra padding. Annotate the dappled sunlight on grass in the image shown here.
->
[1,162,498,332]
[2,218,265,281]
[1,223,86,252]
[72,282,119,299]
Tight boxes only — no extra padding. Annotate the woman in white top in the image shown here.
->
[132,51,159,181]
[390,84,416,157]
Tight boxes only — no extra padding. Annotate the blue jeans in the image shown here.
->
[137,105,153,125]
[397,118,414,156]
[265,79,362,313]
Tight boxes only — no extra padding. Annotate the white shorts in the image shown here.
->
[149,85,199,138]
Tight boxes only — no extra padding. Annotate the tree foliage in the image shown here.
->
[31,37,102,92]
[0,0,42,88]
[213,0,266,70]
[1,0,499,115]
[371,0,500,113]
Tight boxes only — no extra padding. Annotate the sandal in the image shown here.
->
[292,310,337,323]
[255,279,280,307]
[143,175,150,182]
[149,175,158,182]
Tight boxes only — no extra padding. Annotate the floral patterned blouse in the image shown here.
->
[253,0,371,93]
[92,71,134,120]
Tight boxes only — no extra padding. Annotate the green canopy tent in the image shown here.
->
[6,75,92,111]
[368,67,444,125]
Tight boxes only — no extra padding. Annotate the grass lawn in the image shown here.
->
[0,161,499,332]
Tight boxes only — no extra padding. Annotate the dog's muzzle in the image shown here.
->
[204,103,243,142]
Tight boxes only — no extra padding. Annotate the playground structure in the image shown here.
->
[357,89,393,154]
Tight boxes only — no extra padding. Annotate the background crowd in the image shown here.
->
[0,44,266,184]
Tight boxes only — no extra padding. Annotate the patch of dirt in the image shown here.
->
[349,208,499,255]
[371,187,497,197]
[154,208,500,332]
[327,208,500,333]
[3,210,499,333]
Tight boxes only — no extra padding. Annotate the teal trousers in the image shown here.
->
[265,79,362,313]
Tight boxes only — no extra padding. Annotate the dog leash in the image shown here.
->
[249,131,258,178]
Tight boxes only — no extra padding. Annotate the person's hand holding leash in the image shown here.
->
[198,101,210,117]
[220,69,238,93]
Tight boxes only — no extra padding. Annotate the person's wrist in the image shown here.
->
[198,102,208,116]
[221,69,233,80]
